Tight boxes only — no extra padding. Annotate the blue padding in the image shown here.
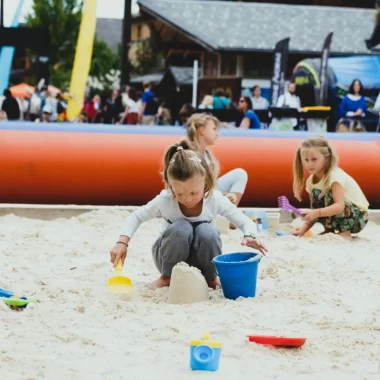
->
[1,121,380,141]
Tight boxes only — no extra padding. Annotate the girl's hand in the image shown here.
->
[301,209,319,223]
[355,108,363,116]
[224,192,238,205]
[241,237,268,256]
[293,222,313,238]
[292,227,306,237]
[110,243,128,268]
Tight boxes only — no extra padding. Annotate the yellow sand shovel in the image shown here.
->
[107,259,132,294]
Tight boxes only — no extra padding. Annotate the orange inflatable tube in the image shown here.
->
[0,125,379,208]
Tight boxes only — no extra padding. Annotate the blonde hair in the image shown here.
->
[162,139,215,197]
[186,112,220,180]
[293,136,339,201]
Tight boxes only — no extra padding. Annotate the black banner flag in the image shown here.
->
[270,38,290,107]
[318,32,333,106]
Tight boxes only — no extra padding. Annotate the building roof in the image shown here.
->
[167,66,202,85]
[96,18,123,53]
[130,72,164,85]
[130,66,202,86]
[137,0,376,55]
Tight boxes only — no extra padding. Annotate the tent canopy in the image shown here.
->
[9,83,61,98]
[328,56,380,89]
[294,56,380,90]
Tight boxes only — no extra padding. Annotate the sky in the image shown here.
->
[1,0,139,25]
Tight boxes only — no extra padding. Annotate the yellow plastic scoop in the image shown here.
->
[107,259,132,294]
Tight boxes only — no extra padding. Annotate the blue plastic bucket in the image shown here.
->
[212,253,261,300]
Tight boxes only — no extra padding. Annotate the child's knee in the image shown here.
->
[235,168,248,184]
[195,223,219,239]
[165,220,193,240]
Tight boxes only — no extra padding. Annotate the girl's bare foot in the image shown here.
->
[145,275,171,290]
[207,277,221,289]
[338,231,353,241]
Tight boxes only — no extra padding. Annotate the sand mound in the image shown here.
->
[168,262,209,304]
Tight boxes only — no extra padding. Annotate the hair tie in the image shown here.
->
[189,156,202,163]
[328,146,332,152]
[176,146,183,151]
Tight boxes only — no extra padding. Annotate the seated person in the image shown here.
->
[337,79,367,132]
[251,85,269,110]
[237,96,261,129]
[213,88,230,109]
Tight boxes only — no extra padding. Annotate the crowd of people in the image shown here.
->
[1,78,379,132]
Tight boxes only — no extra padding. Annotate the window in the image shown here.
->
[137,25,142,39]
[203,51,219,77]
[221,54,237,76]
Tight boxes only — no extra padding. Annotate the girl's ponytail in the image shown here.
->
[293,148,304,201]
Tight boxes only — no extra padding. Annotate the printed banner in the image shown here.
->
[318,32,333,106]
[270,38,290,107]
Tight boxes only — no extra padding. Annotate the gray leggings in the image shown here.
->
[217,168,248,194]
[152,220,222,280]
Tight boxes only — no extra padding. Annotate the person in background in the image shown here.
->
[27,87,45,121]
[237,96,261,129]
[157,101,172,126]
[120,85,130,110]
[337,79,367,132]
[139,81,158,125]
[178,103,196,126]
[1,89,20,120]
[213,88,230,109]
[104,89,120,124]
[339,79,367,119]
[0,110,8,121]
[198,95,214,110]
[86,95,102,123]
[119,87,139,125]
[374,91,380,132]
[56,93,68,122]
[374,91,380,113]
[136,90,143,111]
[44,91,58,122]
[39,105,53,123]
[275,82,301,129]
[251,85,269,110]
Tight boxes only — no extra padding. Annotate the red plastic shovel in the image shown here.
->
[247,335,306,348]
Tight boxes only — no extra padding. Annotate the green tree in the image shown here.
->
[130,41,164,76]
[26,0,120,90]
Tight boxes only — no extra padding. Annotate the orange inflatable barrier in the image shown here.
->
[0,125,379,208]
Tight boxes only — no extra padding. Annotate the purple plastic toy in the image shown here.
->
[278,196,302,216]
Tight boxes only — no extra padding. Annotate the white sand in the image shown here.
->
[1,209,380,380]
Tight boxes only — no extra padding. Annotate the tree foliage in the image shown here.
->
[26,0,120,90]
[130,41,164,76]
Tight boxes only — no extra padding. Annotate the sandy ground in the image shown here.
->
[0,209,380,380]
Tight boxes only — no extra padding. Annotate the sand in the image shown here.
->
[0,209,380,380]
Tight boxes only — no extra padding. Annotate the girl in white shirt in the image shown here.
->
[186,113,248,209]
[293,137,369,240]
[109,140,267,290]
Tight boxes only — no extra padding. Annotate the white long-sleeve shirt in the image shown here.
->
[374,93,380,113]
[121,189,258,239]
[276,92,301,128]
